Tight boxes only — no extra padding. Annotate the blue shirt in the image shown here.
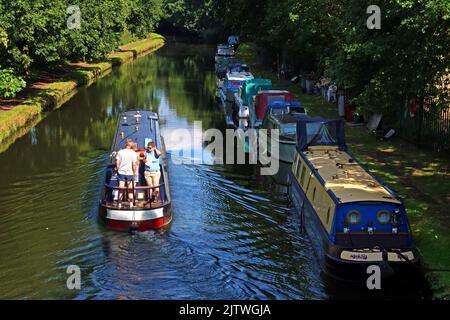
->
[144,150,160,172]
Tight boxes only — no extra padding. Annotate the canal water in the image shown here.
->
[0,43,427,299]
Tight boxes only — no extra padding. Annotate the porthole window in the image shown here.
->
[377,210,392,224]
[346,210,362,224]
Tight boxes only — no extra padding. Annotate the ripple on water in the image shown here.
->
[2,45,425,300]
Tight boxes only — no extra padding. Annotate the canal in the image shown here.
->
[0,43,427,299]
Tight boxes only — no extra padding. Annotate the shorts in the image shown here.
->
[144,171,161,188]
[117,173,134,182]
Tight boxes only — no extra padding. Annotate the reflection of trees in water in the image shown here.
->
[0,45,221,184]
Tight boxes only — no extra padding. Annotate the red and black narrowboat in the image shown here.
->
[99,110,172,232]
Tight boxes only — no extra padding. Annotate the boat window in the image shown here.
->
[296,160,302,179]
[280,123,296,136]
[326,207,331,224]
[268,95,286,104]
[293,154,299,173]
[300,165,307,186]
[312,187,316,201]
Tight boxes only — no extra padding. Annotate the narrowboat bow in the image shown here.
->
[288,116,418,280]
[99,110,172,232]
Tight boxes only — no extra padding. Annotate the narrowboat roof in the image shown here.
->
[257,90,291,96]
[304,146,401,204]
[216,45,235,56]
[111,110,160,154]
[227,72,254,81]
[227,62,249,69]
[217,43,233,49]
[268,101,303,108]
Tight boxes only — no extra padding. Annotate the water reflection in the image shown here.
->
[0,43,426,299]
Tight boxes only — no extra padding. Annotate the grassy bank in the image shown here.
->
[237,43,450,299]
[0,34,165,153]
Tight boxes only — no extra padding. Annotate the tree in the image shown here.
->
[127,0,164,38]
[328,0,450,115]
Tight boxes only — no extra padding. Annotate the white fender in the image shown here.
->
[239,106,249,118]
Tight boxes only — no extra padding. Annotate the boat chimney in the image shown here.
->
[135,110,141,124]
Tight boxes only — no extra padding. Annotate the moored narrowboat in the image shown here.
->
[288,116,418,280]
[216,63,253,111]
[261,101,306,163]
[214,44,235,78]
[217,80,243,127]
[252,90,294,128]
[233,78,272,121]
[99,110,172,232]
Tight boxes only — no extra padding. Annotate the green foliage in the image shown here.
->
[327,0,450,115]
[167,0,449,115]
[0,0,164,77]
[127,0,165,38]
[0,28,7,48]
[0,68,26,98]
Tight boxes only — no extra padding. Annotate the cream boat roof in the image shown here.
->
[304,146,401,204]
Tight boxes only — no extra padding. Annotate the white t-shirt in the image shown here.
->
[116,148,138,175]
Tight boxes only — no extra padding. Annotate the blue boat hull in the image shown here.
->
[288,172,419,282]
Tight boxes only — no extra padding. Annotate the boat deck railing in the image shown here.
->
[102,183,168,209]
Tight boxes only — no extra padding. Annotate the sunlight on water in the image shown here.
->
[0,44,426,300]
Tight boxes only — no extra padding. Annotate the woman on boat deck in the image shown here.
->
[115,140,138,208]
[144,141,161,202]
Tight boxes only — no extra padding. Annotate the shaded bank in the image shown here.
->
[0,34,165,154]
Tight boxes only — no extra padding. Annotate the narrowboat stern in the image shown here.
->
[99,110,172,232]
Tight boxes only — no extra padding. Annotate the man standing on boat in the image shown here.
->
[115,140,139,208]
[144,141,162,202]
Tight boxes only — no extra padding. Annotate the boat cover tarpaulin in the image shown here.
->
[241,78,272,106]
[296,116,346,151]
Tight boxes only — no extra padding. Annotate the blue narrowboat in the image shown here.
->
[288,116,418,279]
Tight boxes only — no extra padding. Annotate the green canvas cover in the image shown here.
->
[241,78,272,106]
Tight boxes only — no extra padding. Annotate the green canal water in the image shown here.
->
[0,43,428,299]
